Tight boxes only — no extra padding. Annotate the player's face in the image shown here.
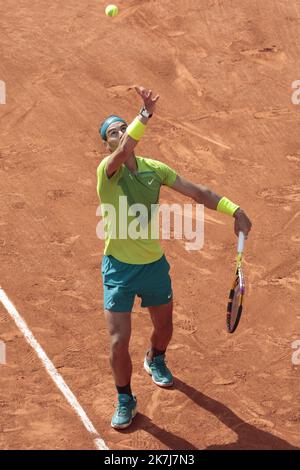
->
[105,121,127,152]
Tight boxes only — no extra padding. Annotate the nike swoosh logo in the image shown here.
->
[148,179,154,185]
[168,294,172,299]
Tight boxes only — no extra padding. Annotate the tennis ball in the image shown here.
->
[105,4,119,17]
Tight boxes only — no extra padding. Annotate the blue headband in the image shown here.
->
[99,115,128,141]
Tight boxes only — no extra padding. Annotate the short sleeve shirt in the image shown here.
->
[97,156,177,264]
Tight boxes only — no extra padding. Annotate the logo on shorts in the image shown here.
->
[148,179,154,186]
[168,293,172,299]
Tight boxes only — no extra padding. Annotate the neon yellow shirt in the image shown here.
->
[97,156,177,264]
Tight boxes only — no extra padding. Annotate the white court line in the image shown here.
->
[0,286,109,450]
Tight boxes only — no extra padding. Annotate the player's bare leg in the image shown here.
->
[147,301,173,359]
[144,301,174,387]
[104,310,132,386]
[105,310,137,429]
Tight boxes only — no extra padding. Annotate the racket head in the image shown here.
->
[226,267,245,333]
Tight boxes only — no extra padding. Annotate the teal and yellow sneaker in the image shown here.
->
[144,354,174,387]
[111,394,137,429]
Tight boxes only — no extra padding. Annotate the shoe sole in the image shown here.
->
[144,359,174,387]
[111,407,137,430]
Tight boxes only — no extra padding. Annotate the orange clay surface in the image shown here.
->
[0,0,300,450]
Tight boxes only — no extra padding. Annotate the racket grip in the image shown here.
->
[237,231,245,253]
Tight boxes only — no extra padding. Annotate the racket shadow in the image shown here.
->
[174,377,299,450]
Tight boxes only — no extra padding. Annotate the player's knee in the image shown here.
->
[110,334,130,354]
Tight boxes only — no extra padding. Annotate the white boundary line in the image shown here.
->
[0,286,109,450]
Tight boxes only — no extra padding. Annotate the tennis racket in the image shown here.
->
[226,231,245,333]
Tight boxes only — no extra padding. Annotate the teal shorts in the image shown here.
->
[101,254,173,312]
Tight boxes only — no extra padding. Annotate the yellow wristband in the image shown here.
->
[126,117,146,141]
[217,197,239,217]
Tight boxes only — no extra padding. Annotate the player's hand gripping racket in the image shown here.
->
[226,231,245,333]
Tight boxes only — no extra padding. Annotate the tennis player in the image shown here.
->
[97,86,252,429]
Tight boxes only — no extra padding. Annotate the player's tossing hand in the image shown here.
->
[134,86,160,115]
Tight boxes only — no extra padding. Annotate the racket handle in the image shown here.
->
[237,231,245,253]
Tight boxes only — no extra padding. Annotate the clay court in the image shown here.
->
[1,0,300,450]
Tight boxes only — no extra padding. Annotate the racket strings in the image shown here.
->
[227,269,244,333]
